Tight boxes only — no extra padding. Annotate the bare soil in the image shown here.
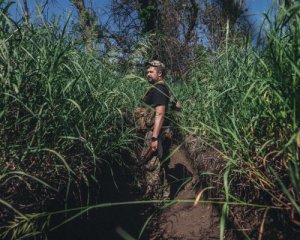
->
[148,145,237,240]
[146,140,300,240]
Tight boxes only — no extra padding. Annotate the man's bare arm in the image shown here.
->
[151,105,165,150]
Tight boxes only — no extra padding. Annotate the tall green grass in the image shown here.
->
[173,1,299,238]
[0,2,147,238]
[1,0,299,239]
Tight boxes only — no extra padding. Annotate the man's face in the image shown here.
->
[147,66,161,84]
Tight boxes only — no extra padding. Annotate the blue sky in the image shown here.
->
[248,0,273,14]
[9,0,274,25]
[247,0,273,25]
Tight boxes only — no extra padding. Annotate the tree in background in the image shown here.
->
[155,0,200,78]
[107,0,200,79]
[201,0,253,50]
[22,0,30,23]
[71,0,102,50]
[21,0,55,22]
[138,0,158,33]
[16,0,253,77]
[106,0,253,79]
[16,1,102,50]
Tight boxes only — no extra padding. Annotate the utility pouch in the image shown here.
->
[162,128,173,141]
[134,107,155,130]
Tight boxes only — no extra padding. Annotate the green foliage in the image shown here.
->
[1,1,299,239]
[0,8,146,239]
[0,0,15,34]
[173,1,300,237]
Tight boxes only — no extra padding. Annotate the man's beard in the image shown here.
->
[148,78,155,84]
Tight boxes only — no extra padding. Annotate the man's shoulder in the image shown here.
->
[152,83,170,95]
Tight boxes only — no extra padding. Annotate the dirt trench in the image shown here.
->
[146,142,300,240]
[148,145,231,240]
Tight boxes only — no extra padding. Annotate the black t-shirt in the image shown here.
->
[143,84,170,108]
[142,84,170,126]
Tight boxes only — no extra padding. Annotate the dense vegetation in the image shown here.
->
[0,2,146,238]
[0,0,299,239]
[176,3,300,237]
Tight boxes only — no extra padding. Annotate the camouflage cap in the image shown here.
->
[146,60,165,69]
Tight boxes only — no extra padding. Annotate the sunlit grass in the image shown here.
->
[0,4,145,238]
[172,1,300,238]
[0,0,299,239]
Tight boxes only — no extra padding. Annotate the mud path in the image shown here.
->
[148,146,225,240]
[146,143,299,240]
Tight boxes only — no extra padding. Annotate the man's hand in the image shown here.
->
[176,101,181,109]
[151,139,158,151]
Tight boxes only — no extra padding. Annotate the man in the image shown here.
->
[144,60,170,150]
[138,60,172,199]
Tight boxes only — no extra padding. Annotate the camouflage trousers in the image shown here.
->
[141,129,172,199]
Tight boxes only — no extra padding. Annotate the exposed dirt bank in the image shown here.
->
[40,138,300,239]
[147,139,300,240]
[148,145,237,240]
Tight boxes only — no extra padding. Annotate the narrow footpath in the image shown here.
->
[148,146,237,240]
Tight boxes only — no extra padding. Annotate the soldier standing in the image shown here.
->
[136,60,174,199]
